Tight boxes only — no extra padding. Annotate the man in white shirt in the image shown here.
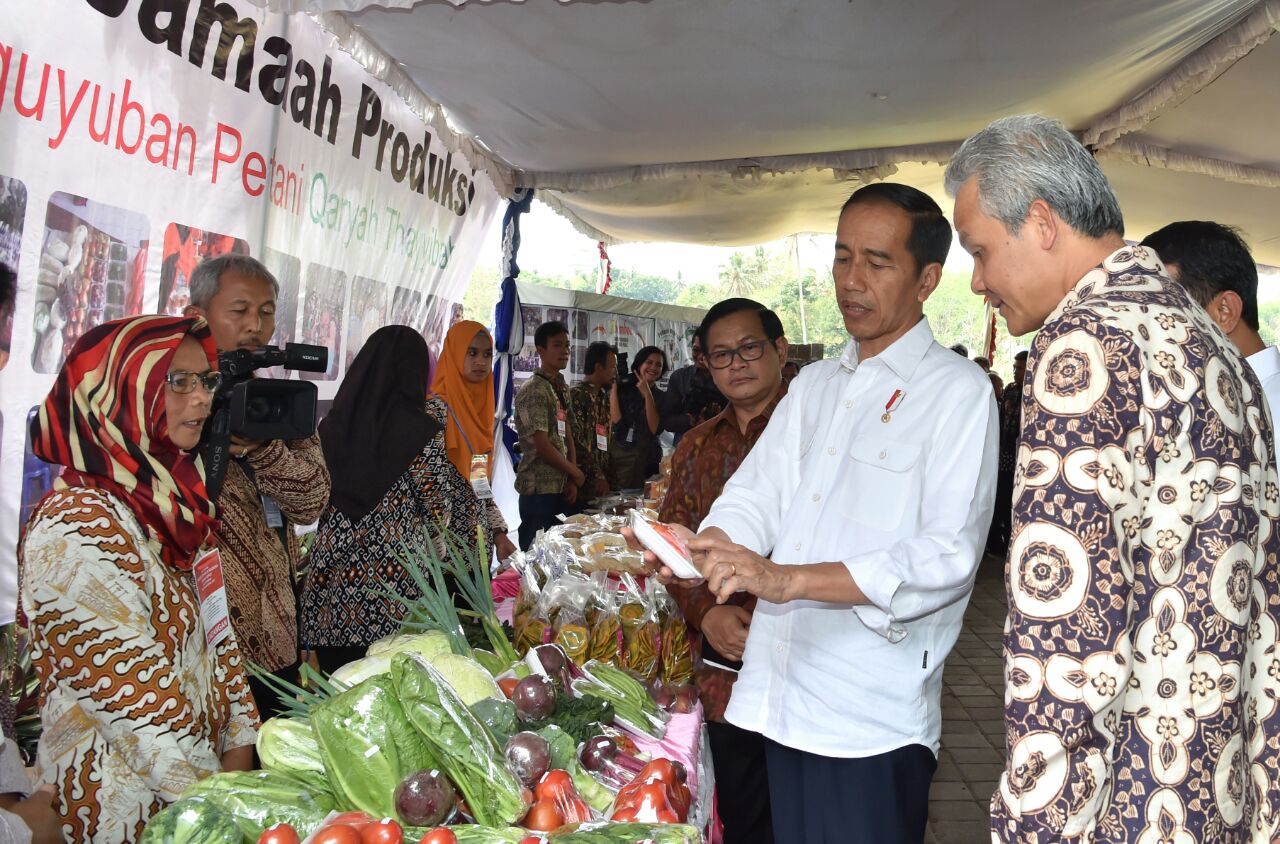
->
[1139,220,1280,418]
[659,183,999,843]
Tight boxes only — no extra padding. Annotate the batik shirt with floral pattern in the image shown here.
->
[991,246,1280,842]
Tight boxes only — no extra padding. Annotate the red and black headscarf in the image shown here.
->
[31,315,220,571]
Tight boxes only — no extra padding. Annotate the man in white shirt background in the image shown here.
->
[1139,220,1280,418]
[655,183,999,843]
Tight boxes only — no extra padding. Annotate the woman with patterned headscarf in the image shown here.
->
[301,325,491,674]
[431,320,516,560]
[19,315,259,843]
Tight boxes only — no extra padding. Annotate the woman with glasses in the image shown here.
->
[301,325,491,675]
[20,316,259,843]
[611,345,669,490]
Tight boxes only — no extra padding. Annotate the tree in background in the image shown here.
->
[461,240,1029,383]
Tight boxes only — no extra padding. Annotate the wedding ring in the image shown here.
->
[730,564,737,575]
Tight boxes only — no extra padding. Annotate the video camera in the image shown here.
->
[616,351,636,389]
[203,342,328,499]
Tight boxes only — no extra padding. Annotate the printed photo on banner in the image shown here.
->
[0,176,25,371]
[587,311,654,360]
[300,264,347,381]
[515,305,545,373]
[346,276,390,368]
[422,293,449,353]
[391,285,423,329]
[262,247,302,348]
[571,309,589,375]
[158,224,250,315]
[32,193,149,374]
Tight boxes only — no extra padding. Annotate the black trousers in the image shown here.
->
[247,660,300,768]
[765,739,936,844]
[519,492,565,550]
[709,721,774,844]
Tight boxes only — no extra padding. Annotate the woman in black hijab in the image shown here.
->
[301,326,490,674]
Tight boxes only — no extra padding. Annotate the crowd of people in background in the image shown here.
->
[4,110,1280,843]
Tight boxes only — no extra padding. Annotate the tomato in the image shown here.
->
[361,819,403,844]
[560,797,592,824]
[517,837,548,844]
[523,799,565,831]
[498,677,519,699]
[417,829,458,844]
[534,769,574,802]
[329,813,376,831]
[258,824,301,844]
[610,805,639,823]
[311,826,363,844]
[623,782,680,824]
[638,758,680,788]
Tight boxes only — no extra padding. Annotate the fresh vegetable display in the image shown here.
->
[143,516,707,844]
[311,675,442,818]
[391,653,532,827]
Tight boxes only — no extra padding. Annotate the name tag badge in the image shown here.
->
[261,494,284,529]
[469,453,494,499]
[595,423,608,452]
[556,407,567,439]
[193,548,232,649]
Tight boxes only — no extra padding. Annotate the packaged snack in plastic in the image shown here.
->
[585,577,622,664]
[618,577,660,681]
[655,585,693,685]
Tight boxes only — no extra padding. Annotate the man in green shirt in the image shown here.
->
[514,320,585,549]
[569,341,621,504]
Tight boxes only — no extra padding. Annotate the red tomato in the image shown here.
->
[523,799,565,831]
[638,758,680,788]
[561,797,592,824]
[534,769,574,802]
[329,813,376,831]
[257,824,301,844]
[361,819,403,844]
[517,837,548,844]
[417,829,458,844]
[498,677,519,699]
[311,826,363,844]
[610,805,640,823]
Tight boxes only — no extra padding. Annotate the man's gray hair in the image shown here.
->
[944,114,1124,239]
[189,254,279,308]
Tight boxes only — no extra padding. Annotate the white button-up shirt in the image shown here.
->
[701,317,998,758]
[1247,345,1280,424]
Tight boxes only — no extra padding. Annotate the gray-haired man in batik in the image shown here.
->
[948,114,1280,842]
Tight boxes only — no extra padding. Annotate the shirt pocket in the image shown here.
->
[844,437,921,529]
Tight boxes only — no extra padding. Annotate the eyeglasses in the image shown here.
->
[165,370,223,395]
[707,339,771,370]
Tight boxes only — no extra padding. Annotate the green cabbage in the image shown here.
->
[430,652,503,705]
[181,771,334,841]
[256,717,326,778]
[310,675,443,818]
[366,630,453,661]
[329,653,394,687]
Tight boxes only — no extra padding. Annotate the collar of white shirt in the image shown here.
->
[832,316,934,382]
[1247,345,1280,383]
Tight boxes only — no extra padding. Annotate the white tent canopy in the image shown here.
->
[250,0,1280,261]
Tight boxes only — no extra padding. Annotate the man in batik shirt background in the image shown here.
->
[948,114,1280,842]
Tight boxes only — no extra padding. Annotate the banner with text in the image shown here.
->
[0,0,502,622]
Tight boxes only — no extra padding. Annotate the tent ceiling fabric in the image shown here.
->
[243,0,1280,260]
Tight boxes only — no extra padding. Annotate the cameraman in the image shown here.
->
[184,255,331,720]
